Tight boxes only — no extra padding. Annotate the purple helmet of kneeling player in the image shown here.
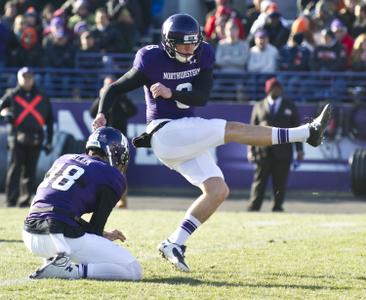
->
[86,127,129,173]
[161,13,203,63]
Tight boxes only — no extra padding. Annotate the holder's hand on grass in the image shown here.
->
[103,229,126,242]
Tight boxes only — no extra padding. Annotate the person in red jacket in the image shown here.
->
[331,18,354,68]
[204,0,245,44]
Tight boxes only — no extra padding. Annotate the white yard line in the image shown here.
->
[0,278,30,287]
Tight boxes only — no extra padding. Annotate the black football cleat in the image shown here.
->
[306,104,332,147]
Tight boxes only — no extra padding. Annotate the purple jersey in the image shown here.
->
[28,154,125,227]
[133,42,215,123]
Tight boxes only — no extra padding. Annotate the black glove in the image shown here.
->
[43,143,53,155]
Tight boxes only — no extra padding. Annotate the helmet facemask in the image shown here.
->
[161,14,203,63]
[169,39,202,63]
[86,127,129,174]
[105,143,129,174]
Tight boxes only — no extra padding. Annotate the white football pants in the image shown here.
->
[23,230,142,281]
[149,117,227,186]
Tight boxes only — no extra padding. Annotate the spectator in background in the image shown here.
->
[339,0,356,33]
[250,0,274,35]
[215,18,249,101]
[310,29,347,101]
[78,30,98,52]
[0,22,9,66]
[73,20,90,46]
[40,3,55,30]
[351,3,366,39]
[45,12,68,44]
[310,29,347,71]
[68,0,94,33]
[290,15,315,52]
[6,14,43,67]
[43,27,75,97]
[42,16,67,41]
[330,19,354,67]
[245,0,262,34]
[310,0,339,46]
[75,30,99,96]
[91,7,120,52]
[279,33,311,68]
[279,33,311,101]
[205,0,245,43]
[24,6,42,38]
[351,33,366,72]
[43,26,75,68]
[247,78,304,212]
[107,0,147,36]
[13,0,33,15]
[89,75,137,209]
[215,18,249,72]
[109,3,138,53]
[262,11,290,50]
[247,29,278,73]
[0,67,53,207]
[0,1,16,67]
[90,75,137,141]
[297,0,318,14]
[1,0,18,30]
[205,6,229,45]
[250,1,288,36]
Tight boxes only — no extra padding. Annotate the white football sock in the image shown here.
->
[168,214,201,245]
[272,125,310,145]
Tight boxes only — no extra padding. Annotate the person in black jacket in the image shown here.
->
[247,77,304,212]
[89,75,137,208]
[0,67,54,207]
[89,75,137,136]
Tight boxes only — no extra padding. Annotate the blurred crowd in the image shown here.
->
[209,0,366,74]
[0,0,366,100]
[1,0,366,73]
[0,0,163,68]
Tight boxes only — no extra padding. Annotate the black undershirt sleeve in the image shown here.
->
[98,68,148,114]
[98,67,213,114]
[170,68,213,106]
[87,186,120,236]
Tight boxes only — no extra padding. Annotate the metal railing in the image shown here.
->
[74,52,134,71]
[211,71,366,103]
[1,51,366,102]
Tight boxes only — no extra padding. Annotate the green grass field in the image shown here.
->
[1,207,366,299]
